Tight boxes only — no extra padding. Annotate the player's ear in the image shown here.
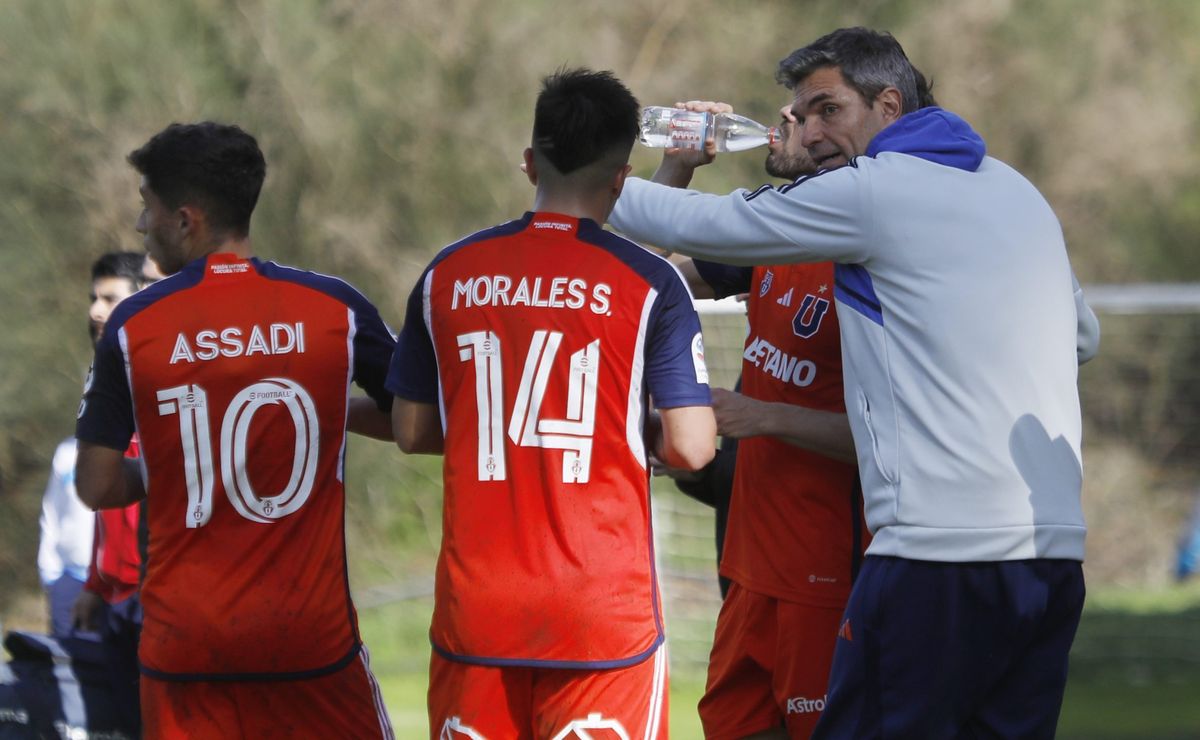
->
[522,148,538,186]
[612,163,632,198]
[177,204,208,247]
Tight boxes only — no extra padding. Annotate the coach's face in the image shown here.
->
[136,178,187,275]
[791,66,901,171]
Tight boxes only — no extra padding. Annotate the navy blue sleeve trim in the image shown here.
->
[744,162,858,202]
[386,269,440,404]
[74,348,134,450]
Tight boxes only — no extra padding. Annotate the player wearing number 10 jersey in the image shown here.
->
[388,69,716,739]
[75,122,396,738]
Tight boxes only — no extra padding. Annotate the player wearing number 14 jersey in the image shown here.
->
[388,69,716,739]
[75,122,396,738]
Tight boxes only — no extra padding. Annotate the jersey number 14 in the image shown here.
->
[457,330,599,484]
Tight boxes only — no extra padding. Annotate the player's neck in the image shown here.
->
[191,235,252,263]
[530,190,610,225]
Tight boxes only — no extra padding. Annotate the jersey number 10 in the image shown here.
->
[156,379,319,528]
[457,330,600,484]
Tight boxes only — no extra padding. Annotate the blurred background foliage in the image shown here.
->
[1,0,1198,641]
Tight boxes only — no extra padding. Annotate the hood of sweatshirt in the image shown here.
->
[865,107,986,172]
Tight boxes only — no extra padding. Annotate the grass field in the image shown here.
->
[357,584,1200,739]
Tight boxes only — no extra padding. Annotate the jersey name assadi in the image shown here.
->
[168,321,306,364]
[451,274,612,314]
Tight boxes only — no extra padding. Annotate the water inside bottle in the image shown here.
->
[639,106,778,152]
[713,114,775,152]
[639,108,711,151]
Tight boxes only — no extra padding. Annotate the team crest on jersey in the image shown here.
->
[792,294,831,339]
[691,332,710,384]
[758,268,774,297]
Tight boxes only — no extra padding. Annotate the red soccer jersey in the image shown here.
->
[388,213,711,668]
[696,261,867,606]
[83,432,141,603]
[76,253,395,679]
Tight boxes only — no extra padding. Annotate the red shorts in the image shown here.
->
[699,582,843,739]
[429,645,668,739]
[141,648,393,739]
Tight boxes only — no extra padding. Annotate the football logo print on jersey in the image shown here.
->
[792,294,831,339]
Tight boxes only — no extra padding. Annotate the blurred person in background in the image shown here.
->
[1175,495,1200,581]
[38,251,149,640]
[611,27,1099,739]
[75,250,158,734]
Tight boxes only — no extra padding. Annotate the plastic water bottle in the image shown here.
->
[638,106,778,152]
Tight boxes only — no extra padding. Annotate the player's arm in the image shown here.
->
[712,387,856,463]
[75,441,146,510]
[347,396,394,441]
[656,405,717,472]
[344,291,399,439]
[667,254,717,299]
[392,397,443,454]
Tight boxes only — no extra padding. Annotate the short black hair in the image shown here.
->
[90,251,148,288]
[776,27,935,115]
[532,68,639,176]
[127,122,266,238]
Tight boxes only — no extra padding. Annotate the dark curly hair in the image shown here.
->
[128,122,266,238]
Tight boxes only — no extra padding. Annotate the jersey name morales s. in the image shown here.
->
[450,274,612,314]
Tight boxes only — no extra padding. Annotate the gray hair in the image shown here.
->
[776,27,936,114]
